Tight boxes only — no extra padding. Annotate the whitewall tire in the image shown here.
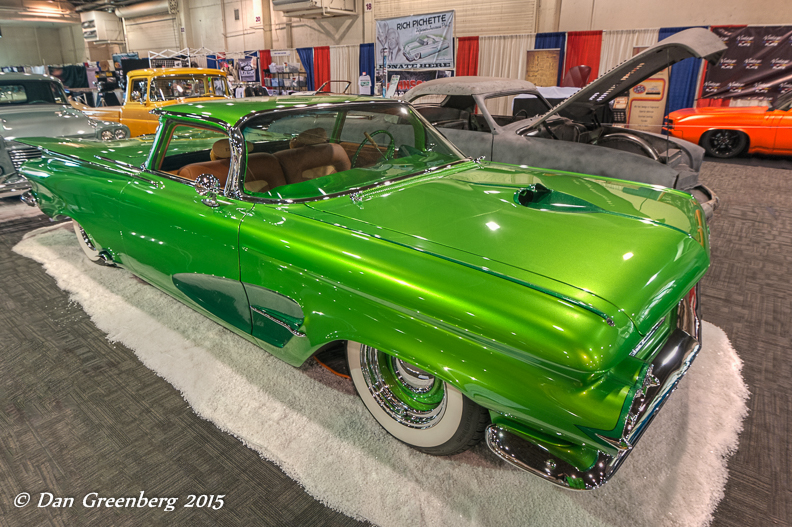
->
[347,341,488,455]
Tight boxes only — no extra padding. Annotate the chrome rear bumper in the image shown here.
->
[486,286,702,490]
[0,173,31,198]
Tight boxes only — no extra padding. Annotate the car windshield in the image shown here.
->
[239,101,466,201]
[149,75,228,101]
[482,92,552,121]
[0,80,68,105]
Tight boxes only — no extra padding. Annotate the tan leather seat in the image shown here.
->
[178,159,230,186]
[178,152,288,195]
[245,153,287,194]
[274,143,351,184]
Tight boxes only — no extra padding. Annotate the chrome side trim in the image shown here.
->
[486,287,702,490]
[250,306,306,338]
[20,191,37,207]
[629,316,666,356]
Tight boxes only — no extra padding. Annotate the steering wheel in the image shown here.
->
[514,109,530,119]
[351,130,395,168]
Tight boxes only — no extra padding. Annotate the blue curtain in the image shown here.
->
[535,32,566,86]
[297,47,315,90]
[359,43,375,84]
[659,26,708,118]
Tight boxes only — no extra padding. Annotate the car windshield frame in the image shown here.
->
[228,100,469,204]
[149,74,229,102]
[0,79,69,106]
[771,91,792,111]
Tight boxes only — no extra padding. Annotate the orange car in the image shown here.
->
[666,91,792,158]
[76,68,231,137]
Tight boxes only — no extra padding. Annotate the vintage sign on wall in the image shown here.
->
[375,11,455,70]
[525,49,560,87]
[703,26,792,102]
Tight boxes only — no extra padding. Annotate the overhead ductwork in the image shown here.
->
[114,0,174,19]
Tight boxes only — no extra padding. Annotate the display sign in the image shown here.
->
[386,70,454,96]
[239,57,257,82]
[703,26,792,102]
[626,46,668,133]
[376,11,454,70]
[525,49,560,87]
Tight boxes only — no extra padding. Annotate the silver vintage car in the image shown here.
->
[403,28,726,219]
[0,72,130,198]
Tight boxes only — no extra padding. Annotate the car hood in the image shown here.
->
[669,106,768,119]
[0,104,105,140]
[305,162,709,335]
[518,28,727,132]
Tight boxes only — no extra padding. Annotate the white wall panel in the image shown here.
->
[557,0,792,32]
[224,0,266,51]
[125,14,181,54]
[189,0,226,50]
[373,0,536,38]
[59,24,89,64]
[0,26,65,66]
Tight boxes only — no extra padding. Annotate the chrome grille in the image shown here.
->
[8,146,42,172]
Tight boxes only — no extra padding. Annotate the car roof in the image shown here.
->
[126,67,226,77]
[160,95,390,124]
[0,72,62,83]
[403,77,538,100]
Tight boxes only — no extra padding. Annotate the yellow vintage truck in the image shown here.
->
[76,67,230,137]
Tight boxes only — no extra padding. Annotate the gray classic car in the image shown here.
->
[0,72,130,198]
[403,28,726,219]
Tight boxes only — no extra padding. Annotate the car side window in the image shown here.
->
[129,78,147,103]
[238,104,459,200]
[158,125,230,185]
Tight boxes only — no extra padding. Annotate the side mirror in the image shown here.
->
[195,173,221,207]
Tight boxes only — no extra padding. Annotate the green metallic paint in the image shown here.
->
[173,273,252,333]
[18,96,711,477]
[243,283,306,348]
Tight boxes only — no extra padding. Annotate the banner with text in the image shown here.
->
[703,26,792,102]
[376,11,455,70]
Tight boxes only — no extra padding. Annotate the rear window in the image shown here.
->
[0,85,27,104]
[0,81,67,105]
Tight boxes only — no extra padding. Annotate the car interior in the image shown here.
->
[158,110,422,196]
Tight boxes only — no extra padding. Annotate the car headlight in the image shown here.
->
[114,129,127,140]
[101,130,114,141]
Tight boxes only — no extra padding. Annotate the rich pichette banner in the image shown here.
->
[375,11,455,70]
[702,26,792,102]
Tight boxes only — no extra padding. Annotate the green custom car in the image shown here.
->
[18,96,709,490]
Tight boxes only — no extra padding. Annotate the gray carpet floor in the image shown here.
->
[0,155,789,526]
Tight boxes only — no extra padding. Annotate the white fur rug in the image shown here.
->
[14,223,750,527]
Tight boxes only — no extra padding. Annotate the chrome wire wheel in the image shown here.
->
[359,344,448,429]
[702,129,747,158]
[73,220,102,263]
[347,341,488,454]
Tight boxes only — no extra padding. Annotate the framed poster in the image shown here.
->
[626,46,669,133]
[375,11,454,69]
[525,49,560,87]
